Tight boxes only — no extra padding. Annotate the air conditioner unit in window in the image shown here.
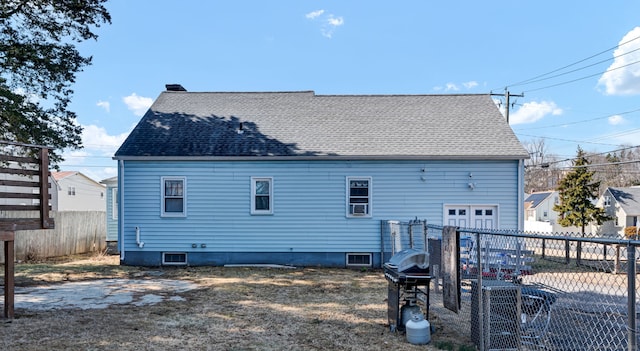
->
[352,204,368,215]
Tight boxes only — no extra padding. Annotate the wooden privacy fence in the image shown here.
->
[0,141,53,319]
[0,211,106,263]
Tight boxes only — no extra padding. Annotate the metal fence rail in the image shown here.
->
[421,224,639,351]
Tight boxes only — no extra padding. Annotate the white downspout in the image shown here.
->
[135,226,144,248]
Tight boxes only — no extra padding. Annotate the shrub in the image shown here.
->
[624,226,638,239]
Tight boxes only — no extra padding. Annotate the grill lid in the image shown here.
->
[385,248,429,272]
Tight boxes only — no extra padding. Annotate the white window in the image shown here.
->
[251,177,273,215]
[68,186,75,196]
[112,188,118,220]
[161,177,186,217]
[347,177,371,217]
[604,196,611,207]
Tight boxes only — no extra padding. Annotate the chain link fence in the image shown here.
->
[381,220,640,350]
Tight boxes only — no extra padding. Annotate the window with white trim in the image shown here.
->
[251,177,273,215]
[347,177,371,217]
[161,177,186,217]
[112,188,118,220]
[604,196,611,207]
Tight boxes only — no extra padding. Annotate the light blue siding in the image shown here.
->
[120,159,521,266]
[105,184,118,242]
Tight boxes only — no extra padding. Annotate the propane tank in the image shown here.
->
[406,313,431,345]
[400,301,421,330]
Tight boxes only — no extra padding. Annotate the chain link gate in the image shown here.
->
[423,224,639,351]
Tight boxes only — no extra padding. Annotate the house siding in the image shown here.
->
[56,174,106,211]
[105,184,118,242]
[120,159,521,266]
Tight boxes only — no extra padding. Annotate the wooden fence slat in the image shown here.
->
[0,211,106,262]
[0,154,38,164]
[0,179,41,187]
[0,168,39,176]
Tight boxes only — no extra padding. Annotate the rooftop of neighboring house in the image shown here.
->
[115,87,529,160]
[524,191,554,208]
[607,186,640,216]
[51,171,105,188]
[51,171,77,181]
[100,176,117,185]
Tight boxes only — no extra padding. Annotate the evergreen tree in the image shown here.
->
[553,146,612,236]
[0,0,111,163]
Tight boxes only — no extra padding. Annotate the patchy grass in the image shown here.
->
[1,254,473,351]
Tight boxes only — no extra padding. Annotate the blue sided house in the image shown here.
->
[100,176,119,253]
[113,85,529,267]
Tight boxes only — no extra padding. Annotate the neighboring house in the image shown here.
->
[598,186,640,238]
[100,176,118,253]
[51,171,106,211]
[524,191,559,233]
[0,174,57,210]
[113,86,529,267]
[524,190,599,234]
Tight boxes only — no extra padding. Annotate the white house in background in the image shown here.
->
[524,191,559,233]
[598,186,640,238]
[51,171,106,211]
[525,190,602,235]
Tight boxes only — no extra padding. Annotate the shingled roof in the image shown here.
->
[114,90,529,160]
[608,187,640,216]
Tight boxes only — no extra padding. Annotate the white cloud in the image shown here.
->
[509,101,563,125]
[321,15,344,38]
[306,9,344,38]
[463,81,478,89]
[123,93,153,116]
[96,100,110,112]
[305,9,324,19]
[58,123,134,182]
[327,15,344,27]
[434,81,480,92]
[445,83,459,92]
[598,27,640,95]
[608,114,625,125]
[81,124,131,155]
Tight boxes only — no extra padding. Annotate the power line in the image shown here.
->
[523,59,640,93]
[527,145,640,169]
[511,46,640,89]
[516,132,626,148]
[513,107,640,131]
[502,34,640,89]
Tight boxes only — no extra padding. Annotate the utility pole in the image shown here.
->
[491,89,524,123]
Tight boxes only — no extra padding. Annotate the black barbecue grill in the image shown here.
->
[384,248,432,332]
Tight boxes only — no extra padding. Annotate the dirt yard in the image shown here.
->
[0,254,471,351]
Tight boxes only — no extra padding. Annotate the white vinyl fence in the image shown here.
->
[0,211,106,263]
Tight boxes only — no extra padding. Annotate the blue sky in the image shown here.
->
[62,1,640,182]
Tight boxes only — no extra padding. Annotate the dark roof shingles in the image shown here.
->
[115,91,528,159]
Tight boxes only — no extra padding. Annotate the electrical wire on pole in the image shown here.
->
[491,89,524,123]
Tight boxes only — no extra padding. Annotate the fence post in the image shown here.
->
[576,241,582,266]
[541,238,546,259]
[476,231,484,351]
[565,239,570,265]
[615,245,621,274]
[627,243,636,351]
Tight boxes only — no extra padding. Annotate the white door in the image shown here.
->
[446,206,469,228]
[471,207,497,230]
[445,205,497,229]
